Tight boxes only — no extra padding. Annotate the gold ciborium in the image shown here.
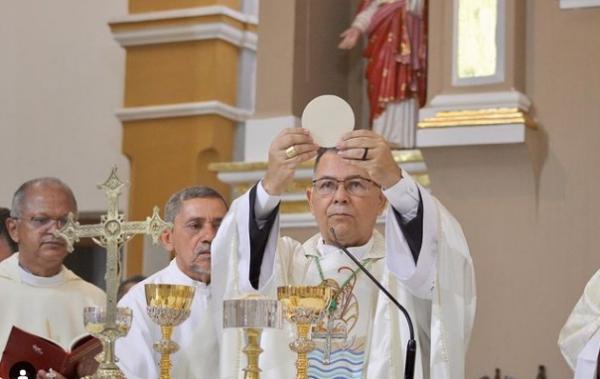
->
[145,284,195,379]
[277,286,332,379]
[82,306,133,379]
[223,295,282,379]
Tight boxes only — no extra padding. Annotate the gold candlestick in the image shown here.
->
[145,284,195,379]
[277,286,331,379]
[223,296,282,379]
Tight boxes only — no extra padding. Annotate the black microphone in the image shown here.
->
[330,227,417,379]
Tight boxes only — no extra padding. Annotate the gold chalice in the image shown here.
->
[223,295,282,379]
[145,284,195,379]
[82,306,133,379]
[277,286,332,379]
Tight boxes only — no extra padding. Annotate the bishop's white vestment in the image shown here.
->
[211,174,476,379]
[0,253,105,352]
[115,259,219,379]
[559,269,600,378]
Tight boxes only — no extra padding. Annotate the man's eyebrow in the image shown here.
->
[313,175,367,181]
[185,217,223,223]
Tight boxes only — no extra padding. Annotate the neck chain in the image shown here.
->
[313,253,373,313]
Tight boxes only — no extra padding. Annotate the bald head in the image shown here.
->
[10,178,77,218]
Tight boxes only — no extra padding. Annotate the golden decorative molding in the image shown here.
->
[208,150,425,172]
[418,108,536,129]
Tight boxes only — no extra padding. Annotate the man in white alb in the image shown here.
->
[116,186,228,379]
[559,270,600,378]
[213,128,476,378]
[0,178,105,379]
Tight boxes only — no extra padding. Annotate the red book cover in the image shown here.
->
[0,326,101,379]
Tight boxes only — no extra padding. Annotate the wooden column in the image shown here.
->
[110,2,256,275]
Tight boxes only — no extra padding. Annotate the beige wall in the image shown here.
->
[266,1,600,377]
[0,0,128,212]
[452,2,600,377]
[254,0,351,119]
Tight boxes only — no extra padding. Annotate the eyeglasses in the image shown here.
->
[13,215,69,229]
[311,176,380,197]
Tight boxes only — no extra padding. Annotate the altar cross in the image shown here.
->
[54,167,171,366]
[312,315,348,364]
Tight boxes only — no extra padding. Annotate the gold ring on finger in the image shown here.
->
[285,146,298,159]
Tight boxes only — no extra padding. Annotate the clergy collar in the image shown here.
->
[17,259,67,287]
[168,259,209,290]
[312,236,377,261]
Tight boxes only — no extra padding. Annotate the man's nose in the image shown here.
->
[332,183,350,203]
[201,223,218,241]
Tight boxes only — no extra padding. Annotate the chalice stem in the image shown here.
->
[243,328,263,379]
[159,325,174,379]
[294,323,312,379]
[296,351,308,379]
[103,336,116,364]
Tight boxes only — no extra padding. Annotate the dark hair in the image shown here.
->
[117,275,146,300]
[164,186,227,222]
[314,147,338,171]
[10,177,77,218]
[0,207,18,253]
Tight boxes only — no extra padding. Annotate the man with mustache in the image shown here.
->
[116,186,228,379]
[0,178,105,378]
[214,129,475,378]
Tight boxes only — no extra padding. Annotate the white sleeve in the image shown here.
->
[574,329,600,379]
[385,185,439,299]
[218,188,280,294]
[115,286,158,379]
[255,180,281,220]
[382,170,420,223]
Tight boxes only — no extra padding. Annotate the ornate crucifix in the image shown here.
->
[55,167,171,376]
[312,316,347,364]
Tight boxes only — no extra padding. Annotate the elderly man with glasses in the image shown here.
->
[214,128,476,379]
[0,178,105,379]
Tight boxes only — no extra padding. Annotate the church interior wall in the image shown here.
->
[253,0,296,118]
[0,1,129,213]
[1,0,599,377]
[425,1,600,377]
[266,0,600,377]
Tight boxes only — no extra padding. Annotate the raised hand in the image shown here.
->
[336,130,402,189]
[263,128,319,196]
[338,27,361,50]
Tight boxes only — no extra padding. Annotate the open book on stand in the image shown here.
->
[0,326,101,379]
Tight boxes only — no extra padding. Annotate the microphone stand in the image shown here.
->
[330,228,417,379]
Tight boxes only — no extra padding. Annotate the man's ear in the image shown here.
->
[377,192,387,215]
[6,218,19,244]
[159,228,175,252]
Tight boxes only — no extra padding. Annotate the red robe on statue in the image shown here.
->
[356,0,428,124]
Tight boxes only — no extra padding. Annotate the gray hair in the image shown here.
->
[164,186,227,222]
[10,177,77,218]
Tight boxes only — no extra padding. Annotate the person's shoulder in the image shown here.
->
[63,269,105,298]
[0,253,19,279]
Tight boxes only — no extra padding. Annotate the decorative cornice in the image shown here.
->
[110,6,258,26]
[425,91,531,114]
[111,22,257,50]
[415,91,535,147]
[559,0,600,9]
[416,123,528,147]
[418,108,534,129]
[115,101,252,122]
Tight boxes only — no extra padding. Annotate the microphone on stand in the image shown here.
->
[330,227,417,379]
